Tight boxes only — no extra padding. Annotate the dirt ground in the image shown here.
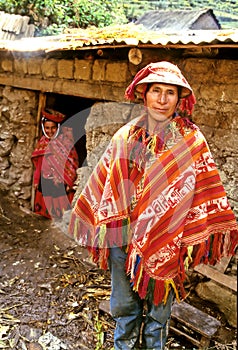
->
[0,190,236,350]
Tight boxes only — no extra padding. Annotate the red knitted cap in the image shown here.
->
[42,109,65,123]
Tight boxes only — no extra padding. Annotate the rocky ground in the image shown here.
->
[0,190,236,350]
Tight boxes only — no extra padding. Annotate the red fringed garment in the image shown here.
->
[32,127,79,218]
[69,115,237,305]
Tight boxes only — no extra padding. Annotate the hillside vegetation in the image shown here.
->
[0,0,237,37]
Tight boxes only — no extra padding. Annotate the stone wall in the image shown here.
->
[0,50,237,216]
[185,59,238,215]
[0,85,38,206]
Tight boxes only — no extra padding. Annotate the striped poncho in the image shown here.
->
[69,115,237,305]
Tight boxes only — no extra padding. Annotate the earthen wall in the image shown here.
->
[0,51,237,215]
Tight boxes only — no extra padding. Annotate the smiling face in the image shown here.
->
[43,120,58,139]
[145,83,179,132]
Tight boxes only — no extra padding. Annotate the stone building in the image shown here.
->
[0,25,237,219]
[0,25,238,213]
[0,23,237,331]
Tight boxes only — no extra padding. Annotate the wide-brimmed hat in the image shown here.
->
[42,108,65,123]
[125,61,193,100]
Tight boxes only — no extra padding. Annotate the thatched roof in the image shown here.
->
[135,9,221,30]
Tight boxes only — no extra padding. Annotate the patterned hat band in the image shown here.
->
[41,108,66,123]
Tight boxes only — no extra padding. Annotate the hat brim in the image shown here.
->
[135,73,192,98]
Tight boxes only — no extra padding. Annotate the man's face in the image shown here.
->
[145,83,178,131]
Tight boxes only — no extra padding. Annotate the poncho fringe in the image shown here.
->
[69,115,238,306]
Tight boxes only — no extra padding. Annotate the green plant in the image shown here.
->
[94,314,104,350]
[72,0,127,28]
[0,0,128,35]
[0,0,237,35]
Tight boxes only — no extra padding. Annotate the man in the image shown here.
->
[69,61,237,349]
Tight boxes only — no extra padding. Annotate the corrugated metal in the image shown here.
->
[0,25,237,52]
[135,9,221,30]
[0,11,35,40]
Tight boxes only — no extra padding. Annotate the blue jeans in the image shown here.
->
[108,247,174,350]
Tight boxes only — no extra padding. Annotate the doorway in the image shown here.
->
[44,93,97,168]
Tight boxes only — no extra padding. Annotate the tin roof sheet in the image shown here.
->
[0,24,237,52]
[135,9,221,30]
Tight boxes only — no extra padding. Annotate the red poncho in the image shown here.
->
[69,115,237,305]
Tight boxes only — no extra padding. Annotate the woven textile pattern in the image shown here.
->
[69,115,237,304]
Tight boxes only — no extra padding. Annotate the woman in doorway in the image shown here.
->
[32,108,79,219]
[69,61,237,349]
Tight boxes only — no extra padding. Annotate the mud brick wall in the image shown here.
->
[0,50,237,216]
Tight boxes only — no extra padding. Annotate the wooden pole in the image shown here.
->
[35,93,46,141]
[31,92,46,211]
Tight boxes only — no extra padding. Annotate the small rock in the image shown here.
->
[28,343,43,350]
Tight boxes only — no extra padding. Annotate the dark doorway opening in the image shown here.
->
[45,93,97,168]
